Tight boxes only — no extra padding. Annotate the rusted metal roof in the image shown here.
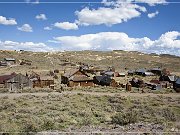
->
[0,73,17,83]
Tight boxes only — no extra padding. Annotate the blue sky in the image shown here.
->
[0,0,180,56]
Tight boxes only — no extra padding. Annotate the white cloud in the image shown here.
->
[0,16,17,25]
[148,11,159,18]
[36,14,47,20]
[102,0,167,6]
[75,0,167,26]
[135,0,167,6]
[76,2,146,26]
[25,0,40,4]
[50,31,180,56]
[17,24,33,32]
[44,26,52,30]
[0,40,53,52]
[54,22,78,30]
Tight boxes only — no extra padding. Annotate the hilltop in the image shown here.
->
[0,50,180,75]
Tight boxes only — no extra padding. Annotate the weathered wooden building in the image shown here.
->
[61,68,94,87]
[68,75,94,87]
[31,76,54,89]
[0,73,32,91]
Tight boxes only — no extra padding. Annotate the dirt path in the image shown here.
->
[0,91,180,99]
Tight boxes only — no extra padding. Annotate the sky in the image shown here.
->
[0,0,180,56]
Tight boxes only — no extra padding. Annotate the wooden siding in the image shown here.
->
[33,80,54,89]
[68,80,94,87]
[5,74,32,91]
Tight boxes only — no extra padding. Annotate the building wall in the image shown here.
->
[33,80,54,89]
[68,81,94,87]
[80,81,94,87]
[5,74,32,91]
[68,81,80,87]
[110,79,118,87]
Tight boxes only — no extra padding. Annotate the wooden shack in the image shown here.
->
[68,75,94,87]
[62,68,94,87]
[0,73,32,91]
[32,76,54,89]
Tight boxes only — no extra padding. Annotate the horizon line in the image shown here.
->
[0,1,180,4]
[0,49,179,57]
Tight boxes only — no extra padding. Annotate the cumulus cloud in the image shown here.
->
[102,0,167,6]
[36,14,47,20]
[50,31,180,56]
[148,11,159,18]
[44,26,52,30]
[0,16,17,25]
[75,0,167,26]
[0,40,53,52]
[54,22,78,30]
[17,24,33,32]
[76,3,146,26]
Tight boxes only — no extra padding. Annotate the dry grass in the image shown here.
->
[0,93,179,133]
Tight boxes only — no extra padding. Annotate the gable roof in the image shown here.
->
[63,68,88,78]
[63,69,80,78]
